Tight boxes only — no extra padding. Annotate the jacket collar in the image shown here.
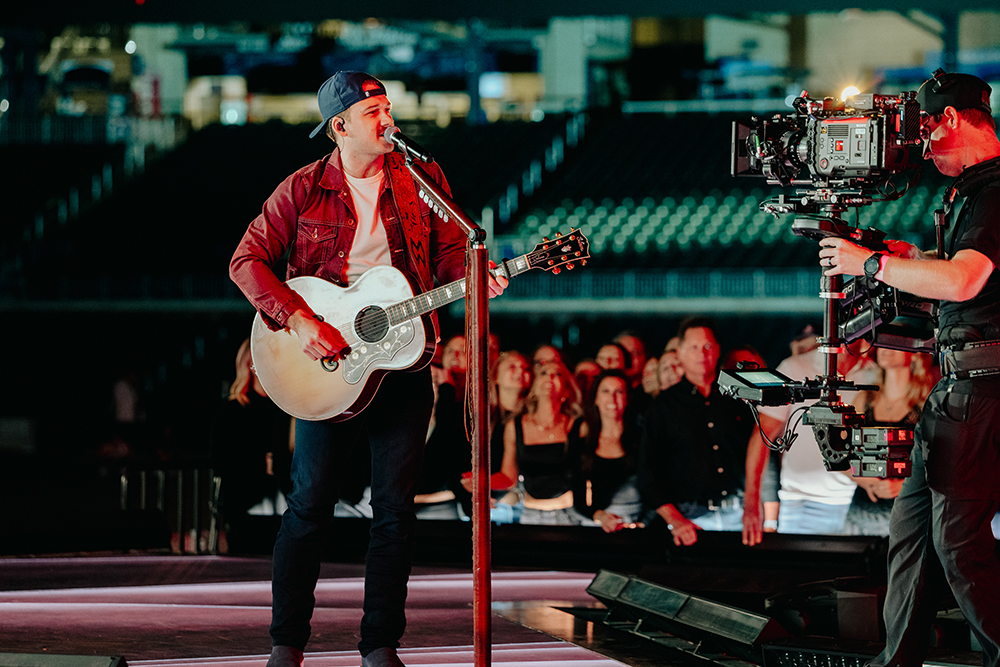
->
[319,147,402,195]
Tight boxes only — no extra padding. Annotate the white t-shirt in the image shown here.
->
[759,348,877,505]
[343,170,391,285]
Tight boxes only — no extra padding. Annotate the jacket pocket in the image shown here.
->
[295,220,338,267]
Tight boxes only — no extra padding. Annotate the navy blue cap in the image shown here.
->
[917,69,992,117]
[309,71,388,139]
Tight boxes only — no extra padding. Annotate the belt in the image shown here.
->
[940,339,1000,378]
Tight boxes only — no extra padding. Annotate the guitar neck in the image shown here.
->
[386,253,532,326]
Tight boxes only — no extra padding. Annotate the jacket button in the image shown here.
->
[338,251,345,258]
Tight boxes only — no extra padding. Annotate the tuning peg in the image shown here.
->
[566,263,575,270]
[581,259,588,266]
[552,267,561,275]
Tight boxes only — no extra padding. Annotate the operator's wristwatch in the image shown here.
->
[864,252,886,280]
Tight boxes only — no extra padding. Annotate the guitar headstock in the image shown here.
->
[525,229,590,275]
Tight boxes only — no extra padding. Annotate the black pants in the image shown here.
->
[871,382,1000,667]
[270,367,433,657]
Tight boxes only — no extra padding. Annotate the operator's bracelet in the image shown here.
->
[874,254,890,282]
[763,519,778,530]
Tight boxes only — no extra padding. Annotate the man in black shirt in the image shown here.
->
[639,317,754,546]
[820,70,1000,667]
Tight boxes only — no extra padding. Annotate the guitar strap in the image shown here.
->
[385,153,432,293]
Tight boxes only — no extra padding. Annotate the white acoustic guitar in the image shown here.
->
[250,230,590,421]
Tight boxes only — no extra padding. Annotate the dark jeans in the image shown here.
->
[270,367,434,657]
[870,384,1000,667]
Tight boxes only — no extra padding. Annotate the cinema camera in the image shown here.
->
[723,91,932,478]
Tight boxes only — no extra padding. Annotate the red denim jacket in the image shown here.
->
[230,148,467,339]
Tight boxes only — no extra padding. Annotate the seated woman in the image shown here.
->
[211,339,293,523]
[846,348,934,535]
[571,369,644,532]
[490,350,533,467]
[415,335,468,520]
[457,350,533,517]
[493,359,584,525]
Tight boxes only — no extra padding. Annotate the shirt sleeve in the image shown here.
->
[955,184,1000,268]
[230,170,311,330]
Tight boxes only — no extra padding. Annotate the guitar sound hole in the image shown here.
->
[356,306,390,343]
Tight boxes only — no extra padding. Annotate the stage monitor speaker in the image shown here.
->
[0,655,126,667]
[587,569,788,660]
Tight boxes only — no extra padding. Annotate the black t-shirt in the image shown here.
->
[938,157,1000,347]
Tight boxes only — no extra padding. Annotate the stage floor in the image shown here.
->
[0,555,664,667]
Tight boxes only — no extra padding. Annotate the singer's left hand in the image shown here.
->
[488,260,508,298]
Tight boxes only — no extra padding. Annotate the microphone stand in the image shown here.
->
[404,156,493,667]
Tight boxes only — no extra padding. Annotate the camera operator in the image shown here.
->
[819,71,1000,667]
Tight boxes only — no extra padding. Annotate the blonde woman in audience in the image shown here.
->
[845,349,935,535]
[493,360,584,525]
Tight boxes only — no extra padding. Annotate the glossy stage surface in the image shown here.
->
[0,555,645,667]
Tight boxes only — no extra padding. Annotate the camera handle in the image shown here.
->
[789,206,866,408]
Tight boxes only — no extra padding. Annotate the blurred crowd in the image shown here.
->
[208,316,942,543]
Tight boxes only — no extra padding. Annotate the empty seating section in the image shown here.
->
[401,115,568,211]
[510,113,945,267]
[517,183,944,268]
[10,113,950,288]
[8,117,568,287]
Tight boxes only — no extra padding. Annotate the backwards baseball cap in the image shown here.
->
[917,69,992,117]
[308,71,388,139]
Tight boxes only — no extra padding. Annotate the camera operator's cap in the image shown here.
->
[308,71,388,138]
[917,70,992,117]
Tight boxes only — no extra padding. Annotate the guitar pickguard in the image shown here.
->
[341,321,417,385]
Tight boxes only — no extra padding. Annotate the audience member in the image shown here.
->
[614,331,648,390]
[595,342,629,371]
[722,345,766,371]
[415,333,469,520]
[440,334,468,394]
[789,322,821,356]
[641,357,661,396]
[532,344,565,372]
[639,317,754,545]
[742,342,902,546]
[658,336,683,391]
[844,348,934,535]
[573,359,602,402]
[571,369,644,532]
[210,339,293,524]
[493,360,584,525]
[486,350,533,486]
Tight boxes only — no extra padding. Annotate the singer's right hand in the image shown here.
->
[287,309,351,361]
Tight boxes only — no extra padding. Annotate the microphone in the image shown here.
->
[383,126,434,163]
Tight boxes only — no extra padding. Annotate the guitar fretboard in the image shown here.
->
[386,254,533,326]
